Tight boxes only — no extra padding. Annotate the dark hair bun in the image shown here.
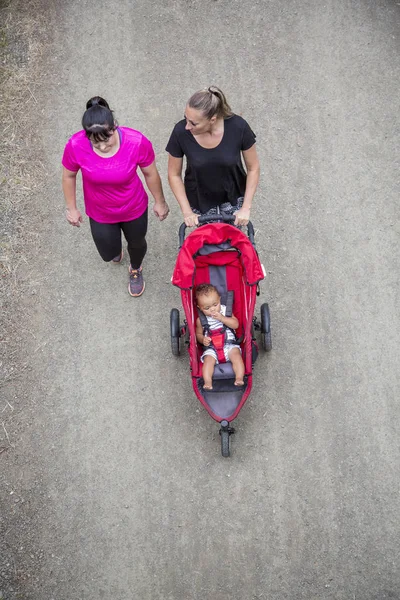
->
[86,96,110,110]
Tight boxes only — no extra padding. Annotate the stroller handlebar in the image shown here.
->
[198,214,235,224]
[178,215,256,248]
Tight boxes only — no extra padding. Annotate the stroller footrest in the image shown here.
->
[201,385,246,419]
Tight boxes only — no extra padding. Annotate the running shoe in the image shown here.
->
[128,265,145,297]
[112,249,124,263]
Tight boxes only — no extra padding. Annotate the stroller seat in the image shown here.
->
[193,250,250,420]
[172,221,265,426]
[212,362,236,380]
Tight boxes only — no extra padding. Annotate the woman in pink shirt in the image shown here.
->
[62,97,169,297]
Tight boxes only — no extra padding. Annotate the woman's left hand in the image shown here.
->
[153,201,170,221]
[234,207,250,226]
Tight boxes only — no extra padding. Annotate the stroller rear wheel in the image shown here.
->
[260,303,272,352]
[170,308,180,356]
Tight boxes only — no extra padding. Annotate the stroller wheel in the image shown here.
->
[262,332,272,352]
[170,308,180,356]
[260,303,272,352]
[220,420,233,458]
[221,430,230,457]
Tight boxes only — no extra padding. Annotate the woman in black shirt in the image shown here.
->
[166,86,260,227]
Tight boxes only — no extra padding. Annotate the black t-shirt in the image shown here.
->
[166,114,256,213]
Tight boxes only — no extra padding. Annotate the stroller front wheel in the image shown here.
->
[221,429,230,457]
[220,420,233,458]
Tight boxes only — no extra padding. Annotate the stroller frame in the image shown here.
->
[171,214,272,457]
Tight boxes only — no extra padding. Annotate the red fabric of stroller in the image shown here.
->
[172,223,265,423]
[172,223,264,289]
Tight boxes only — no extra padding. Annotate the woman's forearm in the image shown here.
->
[168,174,193,215]
[242,166,260,210]
[62,174,78,210]
[143,170,166,204]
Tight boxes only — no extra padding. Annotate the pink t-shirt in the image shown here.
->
[62,127,155,223]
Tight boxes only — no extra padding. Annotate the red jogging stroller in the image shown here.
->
[170,214,272,457]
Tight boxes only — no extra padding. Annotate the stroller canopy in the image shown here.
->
[172,223,265,289]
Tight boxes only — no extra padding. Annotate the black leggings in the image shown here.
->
[89,209,148,269]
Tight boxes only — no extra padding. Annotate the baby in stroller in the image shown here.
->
[195,284,245,390]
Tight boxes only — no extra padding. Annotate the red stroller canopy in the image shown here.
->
[172,223,265,289]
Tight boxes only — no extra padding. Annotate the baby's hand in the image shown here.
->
[212,312,223,322]
[203,336,211,346]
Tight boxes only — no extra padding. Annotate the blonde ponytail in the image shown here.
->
[188,86,233,119]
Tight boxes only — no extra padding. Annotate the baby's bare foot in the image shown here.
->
[203,383,213,390]
[234,379,244,387]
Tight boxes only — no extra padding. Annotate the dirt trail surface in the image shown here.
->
[1,0,399,598]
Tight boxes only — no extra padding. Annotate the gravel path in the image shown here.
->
[1,1,399,598]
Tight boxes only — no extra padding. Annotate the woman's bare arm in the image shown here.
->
[140,161,169,221]
[62,167,82,226]
[168,154,198,227]
[234,144,260,226]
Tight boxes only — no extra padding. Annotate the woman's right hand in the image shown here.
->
[66,208,83,227]
[183,211,199,227]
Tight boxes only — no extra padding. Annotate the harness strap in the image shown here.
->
[208,328,226,363]
[198,290,241,362]
[198,310,209,333]
[224,290,243,344]
[225,291,234,317]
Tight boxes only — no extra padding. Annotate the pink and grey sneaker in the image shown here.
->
[128,265,145,297]
[112,249,124,264]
